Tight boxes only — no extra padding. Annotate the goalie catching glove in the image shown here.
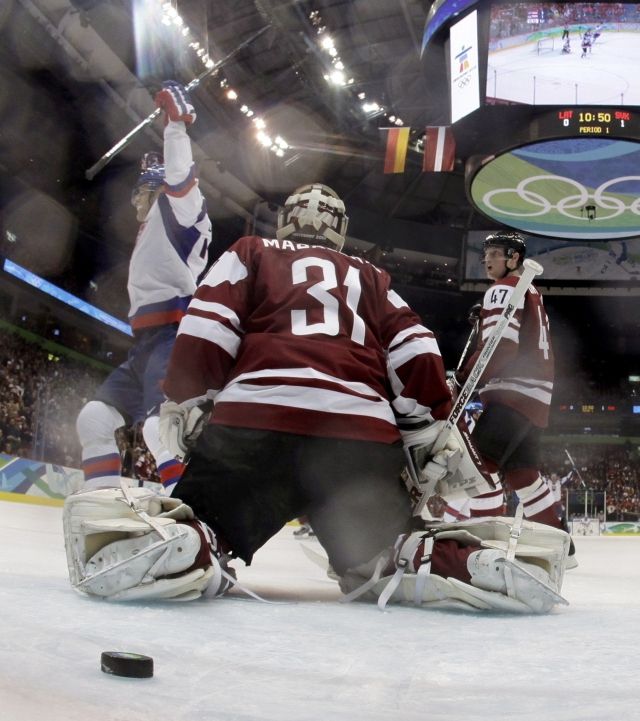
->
[155,80,197,125]
[401,420,496,501]
[159,398,212,462]
[63,484,234,601]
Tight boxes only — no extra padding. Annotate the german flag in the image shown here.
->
[382,127,410,174]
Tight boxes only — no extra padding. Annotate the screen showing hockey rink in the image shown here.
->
[486,2,640,105]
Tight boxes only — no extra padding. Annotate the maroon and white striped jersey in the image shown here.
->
[163,236,452,443]
[460,275,554,428]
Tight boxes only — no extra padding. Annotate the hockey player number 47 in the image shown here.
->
[290,257,366,345]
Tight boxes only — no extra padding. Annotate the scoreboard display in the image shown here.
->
[531,109,639,140]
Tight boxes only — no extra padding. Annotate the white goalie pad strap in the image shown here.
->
[377,533,434,611]
[503,502,525,600]
[364,567,491,611]
[340,555,390,604]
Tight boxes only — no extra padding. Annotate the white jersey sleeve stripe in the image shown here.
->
[482,321,519,344]
[481,379,553,405]
[178,315,241,357]
[388,335,441,370]
[188,298,242,330]
[388,324,432,350]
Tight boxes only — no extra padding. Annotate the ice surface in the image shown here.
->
[1,500,639,721]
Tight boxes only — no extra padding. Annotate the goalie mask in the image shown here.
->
[276,183,348,251]
[482,231,526,266]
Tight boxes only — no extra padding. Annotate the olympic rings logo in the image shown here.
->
[458,76,471,88]
[482,175,640,220]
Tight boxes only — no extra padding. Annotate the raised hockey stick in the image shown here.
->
[412,258,544,516]
[85,24,271,180]
[564,449,587,488]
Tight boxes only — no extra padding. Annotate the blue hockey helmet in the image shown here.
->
[132,151,165,201]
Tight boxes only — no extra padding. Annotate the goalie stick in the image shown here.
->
[412,258,544,516]
[85,24,271,180]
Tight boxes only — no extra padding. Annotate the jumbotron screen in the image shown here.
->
[486,2,640,105]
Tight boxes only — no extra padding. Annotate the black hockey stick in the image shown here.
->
[85,25,271,180]
[455,303,482,375]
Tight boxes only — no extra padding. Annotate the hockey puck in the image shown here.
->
[100,651,154,678]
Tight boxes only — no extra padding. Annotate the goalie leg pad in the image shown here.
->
[63,485,230,601]
[458,549,569,613]
[339,514,570,613]
[82,523,201,597]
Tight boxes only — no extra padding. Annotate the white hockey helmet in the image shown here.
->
[276,183,348,251]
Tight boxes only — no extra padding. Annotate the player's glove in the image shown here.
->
[401,421,462,488]
[159,399,212,462]
[155,80,196,125]
[401,421,495,500]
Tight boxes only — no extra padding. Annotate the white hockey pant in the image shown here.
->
[76,401,126,487]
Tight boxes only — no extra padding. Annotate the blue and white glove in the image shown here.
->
[155,80,196,125]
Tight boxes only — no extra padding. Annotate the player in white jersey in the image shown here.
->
[75,81,212,494]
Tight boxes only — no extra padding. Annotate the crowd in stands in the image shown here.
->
[0,327,160,484]
[0,328,105,466]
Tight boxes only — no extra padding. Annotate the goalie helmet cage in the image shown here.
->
[537,36,555,54]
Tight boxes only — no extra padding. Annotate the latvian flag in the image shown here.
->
[422,126,455,172]
[382,127,410,174]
